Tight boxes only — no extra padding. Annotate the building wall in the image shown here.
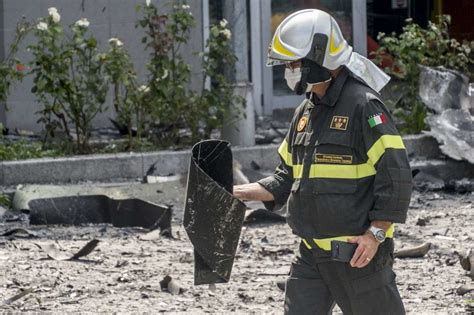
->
[0,0,204,132]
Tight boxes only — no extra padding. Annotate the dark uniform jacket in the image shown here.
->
[258,67,412,239]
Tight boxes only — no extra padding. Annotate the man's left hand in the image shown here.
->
[348,232,380,268]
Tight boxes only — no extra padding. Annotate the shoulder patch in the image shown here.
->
[367,112,387,128]
[330,116,349,131]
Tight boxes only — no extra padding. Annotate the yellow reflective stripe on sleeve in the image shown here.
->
[293,163,375,179]
[307,163,376,179]
[302,224,395,251]
[273,35,296,57]
[367,135,405,166]
[278,139,293,167]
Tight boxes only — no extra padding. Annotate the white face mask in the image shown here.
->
[284,67,302,91]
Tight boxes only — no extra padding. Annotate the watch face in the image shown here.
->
[375,230,385,242]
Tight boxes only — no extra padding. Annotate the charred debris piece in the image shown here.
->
[12,184,172,234]
[184,140,246,285]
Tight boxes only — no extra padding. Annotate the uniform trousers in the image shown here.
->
[284,239,405,315]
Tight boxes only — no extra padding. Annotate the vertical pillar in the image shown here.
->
[221,0,255,147]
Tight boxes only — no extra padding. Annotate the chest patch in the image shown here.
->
[315,153,353,165]
[297,116,309,132]
[330,116,349,130]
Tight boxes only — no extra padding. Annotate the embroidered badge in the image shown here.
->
[297,116,309,132]
[315,153,353,165]
[330,116,349,130]
[368,113,387,128]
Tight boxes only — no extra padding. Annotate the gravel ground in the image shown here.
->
[0,190,473,313]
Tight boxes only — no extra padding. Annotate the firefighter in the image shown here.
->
[234,9,412,315]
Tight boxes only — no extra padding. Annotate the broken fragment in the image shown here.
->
[36,239,99,261]
[13,184,172,233]
[184,140,246,285]
[160,275,184,295]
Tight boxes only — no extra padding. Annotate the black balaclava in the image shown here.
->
[293,58,332,95]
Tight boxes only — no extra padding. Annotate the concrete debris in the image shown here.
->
[138,229,162,241]
[424,109,474,164]
[36,239,99,261]
[394,243,431,259]
[419,66,470,113]
[446,178,474,193]
[419,66,474,164]
[12,184,172,232]
[410,159,474,192]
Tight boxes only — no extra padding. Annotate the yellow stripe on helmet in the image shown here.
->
[273,35,296,58]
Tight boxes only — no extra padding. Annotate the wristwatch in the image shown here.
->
[368,226,386,243]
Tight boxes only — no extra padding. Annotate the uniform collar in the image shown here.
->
[307,67,349,107]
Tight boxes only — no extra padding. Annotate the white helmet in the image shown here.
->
[267,9,351,70]
[267,9,390,92]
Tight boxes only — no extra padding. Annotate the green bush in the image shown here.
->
[28,10,109,153]
[0,18,31,105]
[373,15,474,134]
[137,2,243,145]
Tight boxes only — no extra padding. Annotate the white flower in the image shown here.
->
[36,22,48,31]
[161,69,169,80]
[219,19,228,28]
[48,7,61,23]
[138,85,150,93]
[108,38,124,47]
[75,18,90,28]
[220,29,232,40]
[182,4,190,9]
[146,0,151,7]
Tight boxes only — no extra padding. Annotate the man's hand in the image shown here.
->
[233,183,274,202]
[348,232,380,268]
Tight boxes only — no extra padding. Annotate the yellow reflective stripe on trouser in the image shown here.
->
[278,139,293,167]
[366,135,405,166]
[303,224,395,251]
[292,135,405,179]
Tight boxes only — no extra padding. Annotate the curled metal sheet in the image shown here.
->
[184,140,246,285]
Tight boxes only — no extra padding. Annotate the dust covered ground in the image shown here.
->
[0,190,473,313]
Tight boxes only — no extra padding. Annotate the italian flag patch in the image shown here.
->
[368,113,387,128]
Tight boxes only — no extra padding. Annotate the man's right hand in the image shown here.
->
[233,183,274,202]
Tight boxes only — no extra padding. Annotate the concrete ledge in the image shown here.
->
[0,135,470,187]
[0,145,280,186]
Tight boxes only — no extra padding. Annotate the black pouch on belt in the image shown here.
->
[330,240,357,262]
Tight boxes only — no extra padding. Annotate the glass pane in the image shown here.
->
[270,0,353,96]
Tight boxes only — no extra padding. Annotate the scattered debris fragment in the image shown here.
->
[458,249,474,279]
[36,239,99,261]
[3,288,33,305]
[160,275,184,295]
[184,140,246,285]
[394,243,431,259]
[1,228,38,238]
[138,229,162,241]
